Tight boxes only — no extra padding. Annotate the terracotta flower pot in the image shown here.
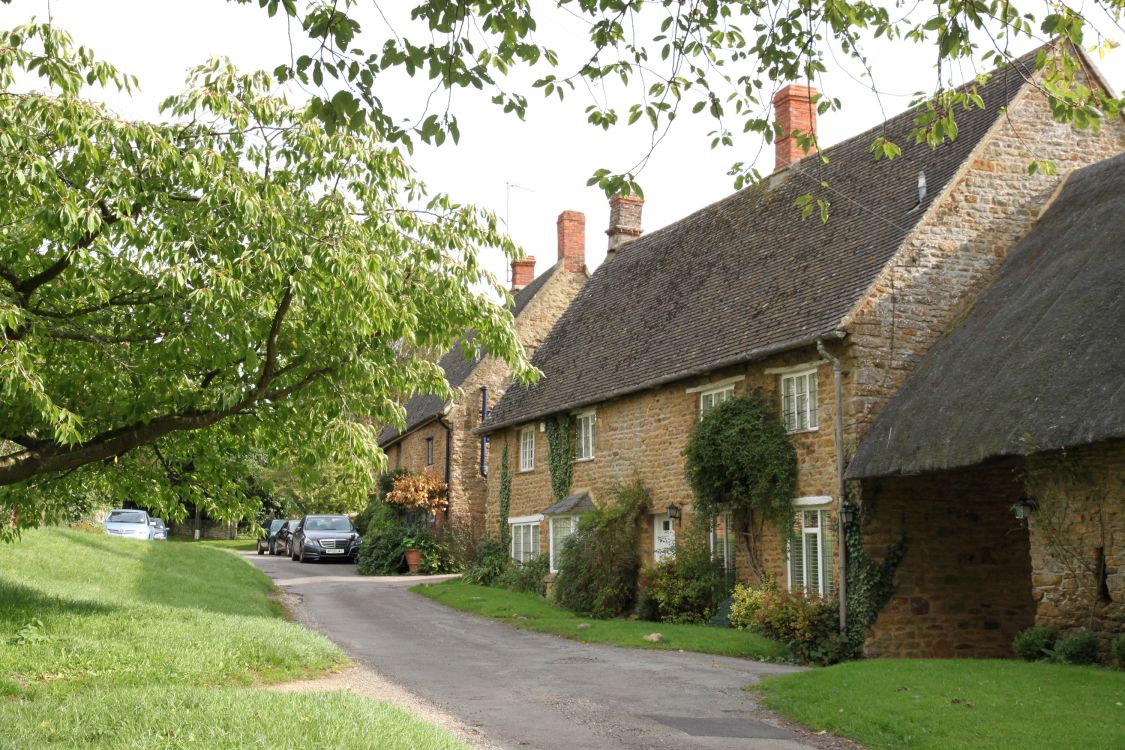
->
[405,548,423,573]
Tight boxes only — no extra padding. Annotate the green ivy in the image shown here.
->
[683,392,797,535]
[499,440,511,548]
[842,496,906,656]
[546,414,574,502]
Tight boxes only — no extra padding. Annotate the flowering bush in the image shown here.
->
[638,525,727,624]
[384,472,448,514]
[728,581,844,664]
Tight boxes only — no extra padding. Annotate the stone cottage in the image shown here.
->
[378,211,588,531]
[846,153,1125,658]
[478,47,1124,656]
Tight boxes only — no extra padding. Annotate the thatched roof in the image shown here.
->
[847,152,1125,479]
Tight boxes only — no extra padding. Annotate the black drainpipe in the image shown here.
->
[437,415,453,521]
[479,386,490,477]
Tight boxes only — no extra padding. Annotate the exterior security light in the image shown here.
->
[666,503,682,522]
[1011,496,1039,520]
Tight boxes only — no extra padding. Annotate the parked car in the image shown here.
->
[290,515,361,563]
[273,519,299,556]
[104,509,153,540]
[149,518,168,541]
[257,519,287,555]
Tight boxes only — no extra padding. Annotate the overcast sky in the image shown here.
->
[4,0,1123,287]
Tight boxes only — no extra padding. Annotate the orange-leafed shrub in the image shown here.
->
[384,472,449,514]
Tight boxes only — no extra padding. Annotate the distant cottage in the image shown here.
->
[477,46,1125,657]
[378,212,588,532]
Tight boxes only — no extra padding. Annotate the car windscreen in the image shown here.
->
[287,521,299,531]
[107,511,146,524]
[305,517,353,532]
[268,520,286,532]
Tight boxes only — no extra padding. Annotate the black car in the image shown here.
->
[291,515,361,563]
[272,519,300,556]
[257,519,287,555]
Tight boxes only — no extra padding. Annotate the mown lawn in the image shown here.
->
[754,658,1125,750]
[412,579,787,660]
[1,529,468,749]
[176,537,259,552]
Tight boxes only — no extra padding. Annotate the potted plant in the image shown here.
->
[402,532,424,573]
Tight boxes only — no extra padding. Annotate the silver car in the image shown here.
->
[104,509,153,540]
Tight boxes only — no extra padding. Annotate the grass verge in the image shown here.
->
[753,658,1125,750]
[173,537,259,551]
[1,529,468,748]
[413,579,787,660]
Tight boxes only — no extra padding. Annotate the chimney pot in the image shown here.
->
[511,257,536,290]
[556,210,586,273]
[773,84,818,171]
[606,194,644,253]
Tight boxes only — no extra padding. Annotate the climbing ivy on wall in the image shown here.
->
[499,440,511,548]
[546,415,575,502]
[842,492,906,655]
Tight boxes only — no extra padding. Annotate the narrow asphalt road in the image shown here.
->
[246,553,843,750]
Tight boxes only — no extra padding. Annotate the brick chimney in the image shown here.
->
[557,210,586,273]
[606,194,643,253]
[773,84,818,171]
[511,257,535,290]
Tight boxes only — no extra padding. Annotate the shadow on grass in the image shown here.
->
[0,577,117,628]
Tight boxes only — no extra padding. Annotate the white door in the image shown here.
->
[653,513,676,562]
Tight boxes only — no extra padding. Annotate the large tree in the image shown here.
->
[0,23,529,535]
[225,0,1124,193]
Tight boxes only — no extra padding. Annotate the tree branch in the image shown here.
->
[257,284,294,391]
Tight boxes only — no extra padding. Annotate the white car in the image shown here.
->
[104,509,154,540]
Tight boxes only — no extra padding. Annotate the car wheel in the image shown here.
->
[257,545,264,555]
[291,546,298,561]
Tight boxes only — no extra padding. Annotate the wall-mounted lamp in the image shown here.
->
[666,503,682,522]
[839,503,856,526]
[1010,496,1039,520]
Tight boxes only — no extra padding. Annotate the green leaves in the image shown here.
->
[0,26,530,531]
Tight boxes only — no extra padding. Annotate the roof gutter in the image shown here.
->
[478,329,847,434]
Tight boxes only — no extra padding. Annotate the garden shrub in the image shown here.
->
[553,479,651,618]
[1111,633,1125,669]
[728,578,776,629]
[356,522,411,575]
[729,582,843,665]
[1052,631,1099,665]
[357,523,458,575]
[353,498,399,538]
[461,537,511,586]
[639,524,727,624]
[495,554,549,596]
[1012,625,1059,661]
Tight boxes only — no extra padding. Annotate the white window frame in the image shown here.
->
[699,384,735,418]
[425,436,435,466]
[780,368,819,433]
[519,426,535,472]
[509,514,542,564]
[575,410,596,461]
[548,515,579,573]
[786,504,833,597]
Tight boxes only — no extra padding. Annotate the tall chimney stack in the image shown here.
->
[511,257,536,290]
[773,84,818,171]
[606,194,643,254]
[557,210,586,274]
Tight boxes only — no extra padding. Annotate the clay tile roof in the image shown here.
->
[378,264,559,446]
[483,56,1039,432]
[846,152,1125,479]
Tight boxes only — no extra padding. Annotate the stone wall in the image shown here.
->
[842,75,1125,444]
[1025,440,1124,653]
[861,464,1035,658]
[487,345,843,583]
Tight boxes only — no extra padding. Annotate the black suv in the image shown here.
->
[291,515,361,563]
[257,519,287,555]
